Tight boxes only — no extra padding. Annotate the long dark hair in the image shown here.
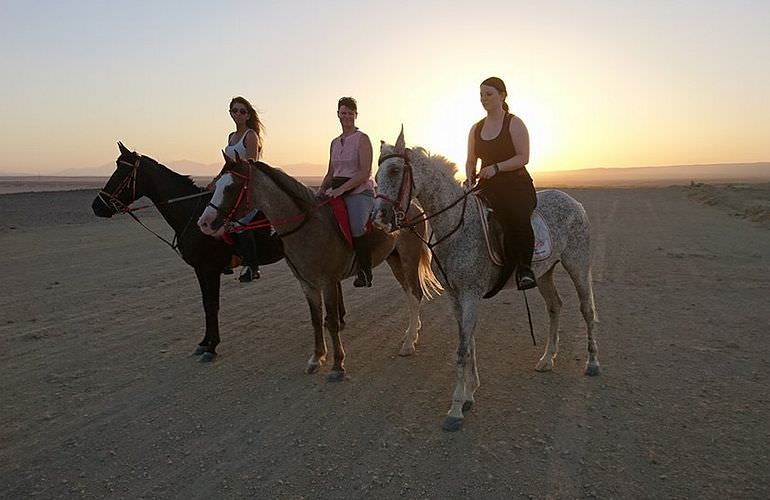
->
[481,77,509,112]
[230,96,264,153]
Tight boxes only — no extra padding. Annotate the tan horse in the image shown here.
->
[197,156,441,381]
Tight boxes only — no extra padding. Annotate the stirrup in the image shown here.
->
[353,270,372,288]
[239,265,260,283]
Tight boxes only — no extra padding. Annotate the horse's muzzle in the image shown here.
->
[91,197,115,218]
[371,205,395,233]
[197,205,223,236]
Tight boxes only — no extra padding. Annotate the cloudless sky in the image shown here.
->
[1,0,768,175]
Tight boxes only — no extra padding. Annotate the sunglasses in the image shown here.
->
[229,108,248,115]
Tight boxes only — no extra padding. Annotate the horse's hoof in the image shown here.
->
[398,344,416,357]
[584,363,601,376]
[462,400,474,412]
[305,363,320,375]
[326,371,346,383]
[534,359,554,372]
[198,352,216,363]
[442,416,463,432]
[192,345,207,356]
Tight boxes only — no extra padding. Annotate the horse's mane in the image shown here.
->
[138,154,201,191]
[252,161,316,211]
[382,145,461,186]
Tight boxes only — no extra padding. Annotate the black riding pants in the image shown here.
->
[479,174,537,270]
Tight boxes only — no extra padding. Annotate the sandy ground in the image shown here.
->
[0,186,768,499]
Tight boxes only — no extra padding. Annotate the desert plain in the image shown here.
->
[0,179,768,498]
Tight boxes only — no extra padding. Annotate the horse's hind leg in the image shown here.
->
[385,253,423,357]
[535,266,562,372]
[323,284,346,382]
[301,284,327,374]
[563,260,600,376]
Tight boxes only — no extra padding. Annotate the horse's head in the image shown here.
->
[92,142,148,217]
[373,126,412,232]
[197,151,253,236]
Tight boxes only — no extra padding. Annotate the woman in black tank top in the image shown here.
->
[466,77,537,297]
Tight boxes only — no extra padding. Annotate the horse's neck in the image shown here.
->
[250,167,312,226]
[413,164,472,236]
[142,164,200,233]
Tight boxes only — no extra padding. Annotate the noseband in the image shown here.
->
[375,152,414,228]
[207,166,252,228]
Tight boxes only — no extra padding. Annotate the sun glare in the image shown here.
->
[419,87,559,179]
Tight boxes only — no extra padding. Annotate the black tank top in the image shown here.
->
[474,113,531,183]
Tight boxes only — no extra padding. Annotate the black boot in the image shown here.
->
[235,231,260,283]
[516,266,537,290]
[352,235,373,287]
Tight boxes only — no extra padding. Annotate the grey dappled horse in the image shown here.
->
[197,156,441,381]
[373,129,599,431]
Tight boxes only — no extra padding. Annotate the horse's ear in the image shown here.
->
[395,125,405,152]
[118,142,130,155]
[222,150,229,163]
[380,139,385,151]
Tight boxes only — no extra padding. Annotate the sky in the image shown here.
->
[1,0,768,176]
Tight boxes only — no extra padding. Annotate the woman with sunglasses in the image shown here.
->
[318,97,375,287]
[223,96,264,282]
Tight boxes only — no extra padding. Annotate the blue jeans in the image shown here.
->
[343,190,374,237]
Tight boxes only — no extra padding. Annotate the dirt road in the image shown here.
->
[1,187,768,498]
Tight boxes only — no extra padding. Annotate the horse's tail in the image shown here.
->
[417,237,443,299]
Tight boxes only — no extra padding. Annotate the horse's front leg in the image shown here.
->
[385,253,422,357]
[193,267,221,362]
[301,284,326,374]
[443,293,481,432]
[323,284,346,382]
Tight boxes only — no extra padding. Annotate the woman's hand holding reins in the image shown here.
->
[478,163,499,180]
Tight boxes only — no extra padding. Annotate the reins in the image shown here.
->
[211,161,337,238]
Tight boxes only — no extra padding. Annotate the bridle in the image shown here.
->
[374,152,414,228]
[96,157,141,213]
[207,164,252,228]
[375,151,480,232]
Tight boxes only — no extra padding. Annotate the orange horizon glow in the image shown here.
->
[1,2,768,176]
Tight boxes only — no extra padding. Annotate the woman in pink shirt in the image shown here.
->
[318,97,375,287]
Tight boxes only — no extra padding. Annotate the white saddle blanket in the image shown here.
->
[474,195,552,266]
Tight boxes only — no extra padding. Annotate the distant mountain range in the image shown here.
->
[531,162,770,187]
[1,161,768,187]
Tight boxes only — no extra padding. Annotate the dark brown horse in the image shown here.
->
[91,143,325,361]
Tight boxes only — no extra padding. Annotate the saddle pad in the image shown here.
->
[328,197,353,247]
[473,195,552,266]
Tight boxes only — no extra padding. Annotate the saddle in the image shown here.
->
[327,197,353,247]
[472,195,552,267]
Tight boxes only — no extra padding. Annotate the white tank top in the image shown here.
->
[224,129,254,160]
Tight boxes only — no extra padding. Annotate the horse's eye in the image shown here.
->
[389,167,401,176]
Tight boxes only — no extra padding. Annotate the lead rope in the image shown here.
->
[522,290,536,346]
